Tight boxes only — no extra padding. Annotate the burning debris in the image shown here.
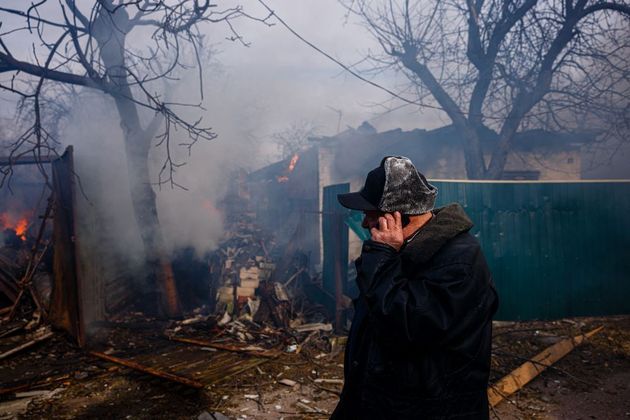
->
[0,211,31,242]
[276,153,300,183]
[0,197,53,325]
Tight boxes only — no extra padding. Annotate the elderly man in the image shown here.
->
[332,156,498,419]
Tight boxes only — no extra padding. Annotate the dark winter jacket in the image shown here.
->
[331,204,499,420]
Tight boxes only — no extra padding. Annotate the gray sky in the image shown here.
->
[199,0,445,155]
[0,0,446,164]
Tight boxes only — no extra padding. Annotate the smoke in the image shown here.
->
[58,56,271,264]
[152,60,271,256]
[4,0,445,265]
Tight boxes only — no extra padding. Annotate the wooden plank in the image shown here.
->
[89,351,204,389]
[0,374,71,396]
[138,349,269,384]
[167,358,212,376]
[160,350,228,373]
[488,326,603,407]
[133,345,197,366]
[208,358,270,384]
[0,331,54,360]
[170,337,280,358]
[195,356,252,379]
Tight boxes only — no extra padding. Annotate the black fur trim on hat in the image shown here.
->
[378,156,437,214]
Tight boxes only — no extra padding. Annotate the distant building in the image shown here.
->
[316,122,594,186]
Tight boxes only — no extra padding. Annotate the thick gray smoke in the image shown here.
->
[60,65,266,263]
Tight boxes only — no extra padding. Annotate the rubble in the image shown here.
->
[211,215,277,312]
[0,326,53,360]
[89,351,205,389]
[278,378,297,387]
[313,378,344,385]
[293,323,333,333]
[205,212,337,336]
[489,326,605,407]
[0,314,627,418]
[171,337,281,358]
[0,387,64,419]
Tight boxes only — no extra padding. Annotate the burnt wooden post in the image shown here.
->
[322,183,349,333]
[49,146,86,346]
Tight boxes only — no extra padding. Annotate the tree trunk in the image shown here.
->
[461,125,488,180]
[399,53,488,179]
[93,5,180,317]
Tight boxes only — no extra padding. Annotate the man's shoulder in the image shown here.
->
[430,231,483,267]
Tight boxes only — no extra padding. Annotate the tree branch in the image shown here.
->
[0,51,102,88]
[398,46,467,127]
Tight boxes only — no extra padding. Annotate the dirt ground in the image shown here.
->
[490,316,630,420]
[1,315,628,419]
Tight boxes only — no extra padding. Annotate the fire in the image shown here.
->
[14,217,28,240]
[288,153,299,172]
[0,211,31,240]
[277,153,300,183]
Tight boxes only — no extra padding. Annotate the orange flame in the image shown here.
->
[0,212,31,240]
[288,153,299,172]
[277,153,300,183]
[14,218,28,240]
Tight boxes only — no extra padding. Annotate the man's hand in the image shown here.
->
[370,211,404,251]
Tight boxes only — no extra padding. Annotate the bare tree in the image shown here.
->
[0,1,271,315]
[272,120,318,160]
[342,0,630,179]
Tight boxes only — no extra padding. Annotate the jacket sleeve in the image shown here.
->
[356,239,493,348]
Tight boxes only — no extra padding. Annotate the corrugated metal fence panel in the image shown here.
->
[432,181,630,320]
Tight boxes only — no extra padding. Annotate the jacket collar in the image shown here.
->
[401,203,473,265]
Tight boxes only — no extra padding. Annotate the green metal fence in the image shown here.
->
[432,180,630,320]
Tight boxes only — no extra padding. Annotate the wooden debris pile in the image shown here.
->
[208,214,331,332]
[210,214,277,311]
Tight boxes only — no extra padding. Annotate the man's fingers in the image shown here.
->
[367,212,404,252]
[370,227,380,239]
[378,216,388,231]
[384,213,401,231]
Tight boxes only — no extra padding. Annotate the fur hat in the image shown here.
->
[337,156,437,215]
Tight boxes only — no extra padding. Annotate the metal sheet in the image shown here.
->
[433,180,630,320]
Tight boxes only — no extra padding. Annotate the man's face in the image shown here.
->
[362,210,385,230]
